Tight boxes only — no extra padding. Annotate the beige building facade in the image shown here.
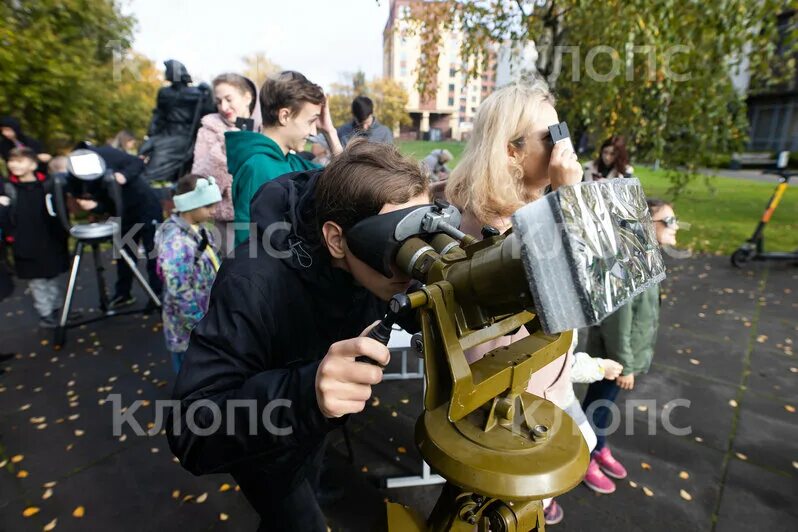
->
[383,0,496,140]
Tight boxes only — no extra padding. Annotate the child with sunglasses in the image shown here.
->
[580,198,679,494]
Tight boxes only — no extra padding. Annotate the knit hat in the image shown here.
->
[173,176,222,212]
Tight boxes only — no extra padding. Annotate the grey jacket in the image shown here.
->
[337,119,394,146]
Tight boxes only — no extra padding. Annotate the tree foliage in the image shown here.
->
[242,51,282,88]
[408,0,796,195]
[329,71,411,131]
[0,0,161,151]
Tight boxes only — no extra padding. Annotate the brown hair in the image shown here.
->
[646,197,672,215]
[596,135,630,175]
[212,73,257,114]
[259,71,325,127]
[315,139,429,233]
[174,173,203,195]
[8,147,38,163]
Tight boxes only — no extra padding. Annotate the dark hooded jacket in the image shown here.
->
[68,144,163,226]
[167,170,387,495]
[0,116,44,162]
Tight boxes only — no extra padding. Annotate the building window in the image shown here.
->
[449,67,456,78]
[400,66,407,76]
[448,83,455,93]
[448,97,455,106]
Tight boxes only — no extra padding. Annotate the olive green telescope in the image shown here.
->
[362,180,665,531]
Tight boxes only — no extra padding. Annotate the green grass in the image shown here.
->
[397,140,798,255]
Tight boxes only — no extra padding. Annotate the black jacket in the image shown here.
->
[139,60,215,182]
[168,170,386,487]
[2,172,69,279]
[69,144,162,225]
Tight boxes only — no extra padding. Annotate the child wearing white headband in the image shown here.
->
[155,174,222,373]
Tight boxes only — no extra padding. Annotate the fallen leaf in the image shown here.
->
[219,513,229,521]
[43,518,57,531]
[643,487,654,497]
[736,452,748,461]
[68,414,79,421]
[150,448,159,454]
[23,506,40,517]
[680,489,692,501]
[72,506,85,518]
[789,367,797,373]
[17,470,29,478]
[391,411,398,417]
[119,434,127,442]
[11,454,24,463]
[629,481,638,488]
[19,403,31,411]
[689,358,701,366]
[785,405,796,413]
[43,488,53,500]
[74,429,84,437]
[756,335,768,343]
[172,490,180,499]
[695,436,704,443]
[219,483,231,492]
[196,492,208,504]
[400,398,410,404]
[792,461,798,469]
[397,446,407,454]
[679,471,690,480]
[637,405,648,412]
[65,444,74,451]
[361,466,368,473]
[43,481,57,488]
[641,462,651,470]
[0,459,7,468]
[729,399,738,408]
[370,397,380,407]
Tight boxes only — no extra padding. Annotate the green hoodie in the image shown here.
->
[225,131,320,246]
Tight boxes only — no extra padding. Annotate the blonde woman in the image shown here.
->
[446,79,582,526]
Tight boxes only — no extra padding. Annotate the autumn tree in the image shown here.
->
[0,0,162,150]
[242,52,282,88]
[407,0,795,193]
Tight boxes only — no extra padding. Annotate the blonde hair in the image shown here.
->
[447,79,555,222]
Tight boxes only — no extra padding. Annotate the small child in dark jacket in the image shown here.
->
[580,198,680,495]
[1,148,70,327]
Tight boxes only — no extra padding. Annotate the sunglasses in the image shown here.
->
[654,216,679,228]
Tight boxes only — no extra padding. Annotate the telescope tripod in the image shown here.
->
[379,287,588,532]
[53,223,161,349]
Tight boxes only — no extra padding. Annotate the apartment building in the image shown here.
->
[383,0,496,140]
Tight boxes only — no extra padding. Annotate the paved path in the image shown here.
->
[0,256,796,531]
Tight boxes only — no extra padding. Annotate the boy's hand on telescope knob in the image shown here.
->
[548,141,582,191]
[0,196,10,207]
[616,374,635,390]
[76,198,98,211]
[315,322,391,419]
[114,172,127,185]
[601,359,623,380]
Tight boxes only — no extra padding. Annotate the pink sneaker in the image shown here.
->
[543,499,564,525]
[594,446,628,480]
[583,457,616,494]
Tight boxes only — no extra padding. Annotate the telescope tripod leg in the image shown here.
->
[54,241,84,348]
[92,243,109,313]
[116,245,161,307]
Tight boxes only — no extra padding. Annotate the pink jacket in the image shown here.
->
[458,209,573,406]
[191,113,236,222]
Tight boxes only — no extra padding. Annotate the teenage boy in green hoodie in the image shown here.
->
[226,71,343,247]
